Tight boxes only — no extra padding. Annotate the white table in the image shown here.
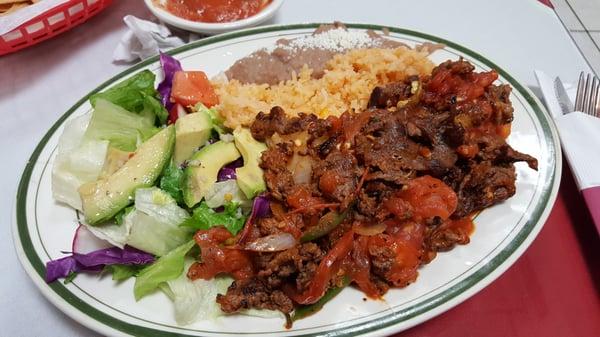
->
[0,1,590,336]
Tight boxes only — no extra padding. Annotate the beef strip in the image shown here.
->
[253,242,324,290]
[312,149,362,208]
[453,162,517,218]
[217,278,294,314]
[251,106,329,141]
[260,142,294,201]
[212,59,538,316]
[367,81,413,109]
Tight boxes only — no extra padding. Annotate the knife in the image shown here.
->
[554,77,573,115]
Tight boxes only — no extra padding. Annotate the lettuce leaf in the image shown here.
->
[104,264,144,281]
[162,259,283,325]
[159,160,185,204]
[90,70,167,124]
[83,220,131,249]
[125,188,193,256]
[164,259,233,325]
[181,201,247,235]
[141,91,169,125]
[114,206,134,226]
[204,180,250,209]
[52,112,109,210]
[84,98,158,152]
[134,240,195,300]
[83,188,191,254]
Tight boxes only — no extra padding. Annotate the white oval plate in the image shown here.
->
[13,24,561,337]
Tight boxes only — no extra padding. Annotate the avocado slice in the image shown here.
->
[98,147,133,179]
[233,127,267,199]
[174,111,213,165]
[79,126,175,225]
[183,140,241,208]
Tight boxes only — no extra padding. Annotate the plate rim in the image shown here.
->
[13,22,562,337]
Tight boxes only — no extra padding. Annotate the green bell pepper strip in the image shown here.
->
[291,276,351,323]
[300,210,348,243]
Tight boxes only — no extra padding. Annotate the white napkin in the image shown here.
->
[534,70,600,190]
[0,0,69,35]
[113,15,185,62]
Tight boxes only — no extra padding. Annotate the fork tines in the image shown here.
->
[574,72,600,117]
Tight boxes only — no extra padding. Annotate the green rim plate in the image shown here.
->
[14,23,561,337]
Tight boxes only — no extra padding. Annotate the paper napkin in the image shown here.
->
[113,15,185,62]
[535,70,600,231]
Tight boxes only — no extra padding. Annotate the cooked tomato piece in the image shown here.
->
[426,64,498,102]
[286,185,325,210]
[319,170,342,195]
[396,175,457,221]
[348,236,381,298]
[171,71,219,107]
[368,222,424,287]
[188,227,254,281]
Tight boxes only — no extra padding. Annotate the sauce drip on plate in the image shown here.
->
[164,0,271,23]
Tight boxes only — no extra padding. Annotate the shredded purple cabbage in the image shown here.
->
[217,158,244,182]
[252,194,270,218]
[157,52,182,111]
[45,246,154,283]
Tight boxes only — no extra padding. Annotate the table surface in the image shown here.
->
[1,1,599,336]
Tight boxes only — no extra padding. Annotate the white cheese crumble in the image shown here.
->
[265,28,382,53]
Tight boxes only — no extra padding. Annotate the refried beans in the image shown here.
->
[224,23,434,85]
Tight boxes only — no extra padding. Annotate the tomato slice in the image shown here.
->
[171,71,219,108]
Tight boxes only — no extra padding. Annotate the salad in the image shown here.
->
[48,53,279,325]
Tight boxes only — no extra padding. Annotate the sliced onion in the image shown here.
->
[353,222,386,236]
[245,233,297,252]
[72,224,113,255]
[289,153,313,185]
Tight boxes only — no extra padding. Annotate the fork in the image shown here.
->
[574,72,600,117]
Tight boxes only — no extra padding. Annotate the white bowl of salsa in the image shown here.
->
[144,0,284,35]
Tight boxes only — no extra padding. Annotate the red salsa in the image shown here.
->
[163,0,271,23]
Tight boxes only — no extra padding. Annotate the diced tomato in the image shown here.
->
[171,71,219,108]
[286,186,326,211]
[426,66,498,102]
[394,175,457,221]
[188,227,254,281]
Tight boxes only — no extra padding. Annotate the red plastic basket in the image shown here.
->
[0,0,113,56]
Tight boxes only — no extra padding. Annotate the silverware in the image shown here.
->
[574,72,600,117]
[554,77,573,115]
